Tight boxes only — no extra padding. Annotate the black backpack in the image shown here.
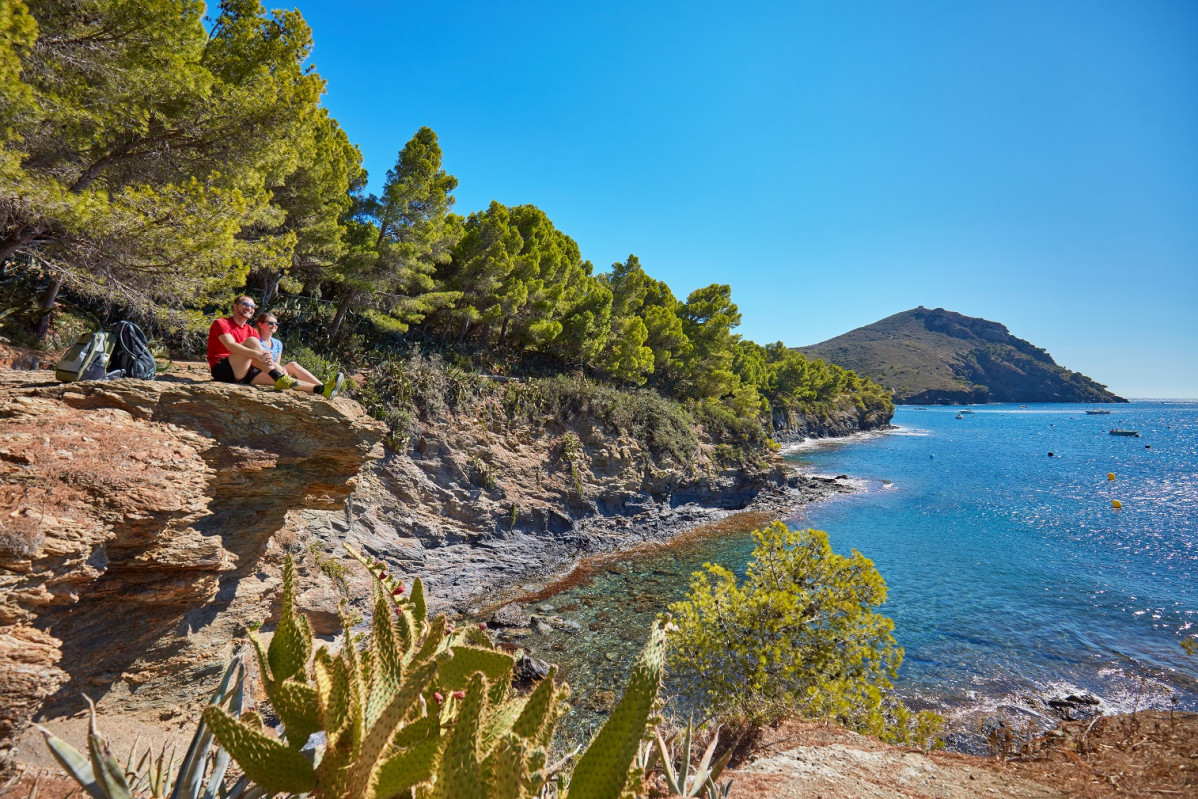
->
[109,321,157,380]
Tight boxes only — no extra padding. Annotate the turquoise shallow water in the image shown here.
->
[521,401,1198,744]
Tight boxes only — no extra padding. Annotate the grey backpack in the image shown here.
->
[109,321,157,380]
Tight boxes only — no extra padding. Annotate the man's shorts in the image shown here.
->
[211,357,262,385]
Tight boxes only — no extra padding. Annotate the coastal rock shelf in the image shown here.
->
[0,370,385,763]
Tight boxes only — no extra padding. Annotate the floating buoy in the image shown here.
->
[1112,499,1122,509]
[1108,473,1115,481]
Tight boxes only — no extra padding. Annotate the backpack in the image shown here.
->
[109,320,158,380]
[55,331,114,383]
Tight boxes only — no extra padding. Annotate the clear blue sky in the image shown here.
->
[271,0,1197,398]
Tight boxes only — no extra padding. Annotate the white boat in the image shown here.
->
[1085,409,1112,415]
[1109,429,1140,437]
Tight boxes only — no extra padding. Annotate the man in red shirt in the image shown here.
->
[207,296,343,398]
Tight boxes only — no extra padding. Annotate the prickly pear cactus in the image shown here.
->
[206,548,575,799]
[565,620,669,799]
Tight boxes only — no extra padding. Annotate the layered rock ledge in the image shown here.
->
[0,371,385,763]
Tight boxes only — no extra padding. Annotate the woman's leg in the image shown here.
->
[284,361,321,384]
[248,370,318,393]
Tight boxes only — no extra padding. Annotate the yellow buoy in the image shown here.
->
[1108,472,1115,481]
[1111,499,1122,509]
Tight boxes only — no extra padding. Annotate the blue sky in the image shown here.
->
[272,0,1197,398]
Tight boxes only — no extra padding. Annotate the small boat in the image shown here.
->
[1020,405,1028,408]
[959,409,975,414]
[1085,409,1112,415]
[955,413,964,420]
[1109,429,1140,437]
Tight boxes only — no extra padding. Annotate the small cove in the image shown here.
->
[508,402,1198,749]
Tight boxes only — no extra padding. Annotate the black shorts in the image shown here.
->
[211,357,262,385]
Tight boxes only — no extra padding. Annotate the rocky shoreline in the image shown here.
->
[412,468,860,616]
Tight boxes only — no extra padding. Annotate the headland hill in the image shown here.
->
[798,306,1127,405]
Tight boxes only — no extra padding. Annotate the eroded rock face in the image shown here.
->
[0,370,385,762]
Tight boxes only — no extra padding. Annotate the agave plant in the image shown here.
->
[630,721,732,799]
[39,653,254,799]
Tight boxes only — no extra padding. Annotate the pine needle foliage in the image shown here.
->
[668,522,942,747]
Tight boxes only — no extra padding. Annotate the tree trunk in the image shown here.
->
[0,226,38,264]
[457,318,470,348]
[261,271,282,309]
[30,273,64,341]
[329,291,356,342]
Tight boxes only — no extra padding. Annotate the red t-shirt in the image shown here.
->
[206,317,260,368]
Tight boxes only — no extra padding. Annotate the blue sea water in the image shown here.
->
[520,401,1198,744]
[791,402,1197,720]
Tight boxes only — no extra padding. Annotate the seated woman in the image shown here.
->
[254,312,330,389]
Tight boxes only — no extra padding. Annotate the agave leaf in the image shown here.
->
[86,699,134,799]
[655,729,681,795]
[172,655,244,799]
[202,659,248,799]
[37,726,102,799]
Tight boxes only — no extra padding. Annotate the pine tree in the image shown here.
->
[0,0,337,336]
[328,127,462,341]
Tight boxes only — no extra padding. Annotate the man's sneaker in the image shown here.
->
[322,372,345,399]
[274,373,299,391]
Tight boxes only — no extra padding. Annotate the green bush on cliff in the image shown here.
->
[668,522,942,747]
[503,375,700,465]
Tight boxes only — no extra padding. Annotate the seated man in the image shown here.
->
[207,296,344,398]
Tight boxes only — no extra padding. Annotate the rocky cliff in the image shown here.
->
[0,369,386,764]
[771,396,894,441]
[0,362,811,766]
[798,307,1126,404]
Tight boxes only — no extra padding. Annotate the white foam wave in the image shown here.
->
[780,425,912,453]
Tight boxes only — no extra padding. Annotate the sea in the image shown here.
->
[521,401,1198,749]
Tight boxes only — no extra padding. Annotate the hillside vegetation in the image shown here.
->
[798,307,1125,405]
[0,0,891,451]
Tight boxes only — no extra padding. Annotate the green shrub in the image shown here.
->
[503,375,700,466]
[285,343,343,384]
[355,353,492,445]
[668,521,942,747]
